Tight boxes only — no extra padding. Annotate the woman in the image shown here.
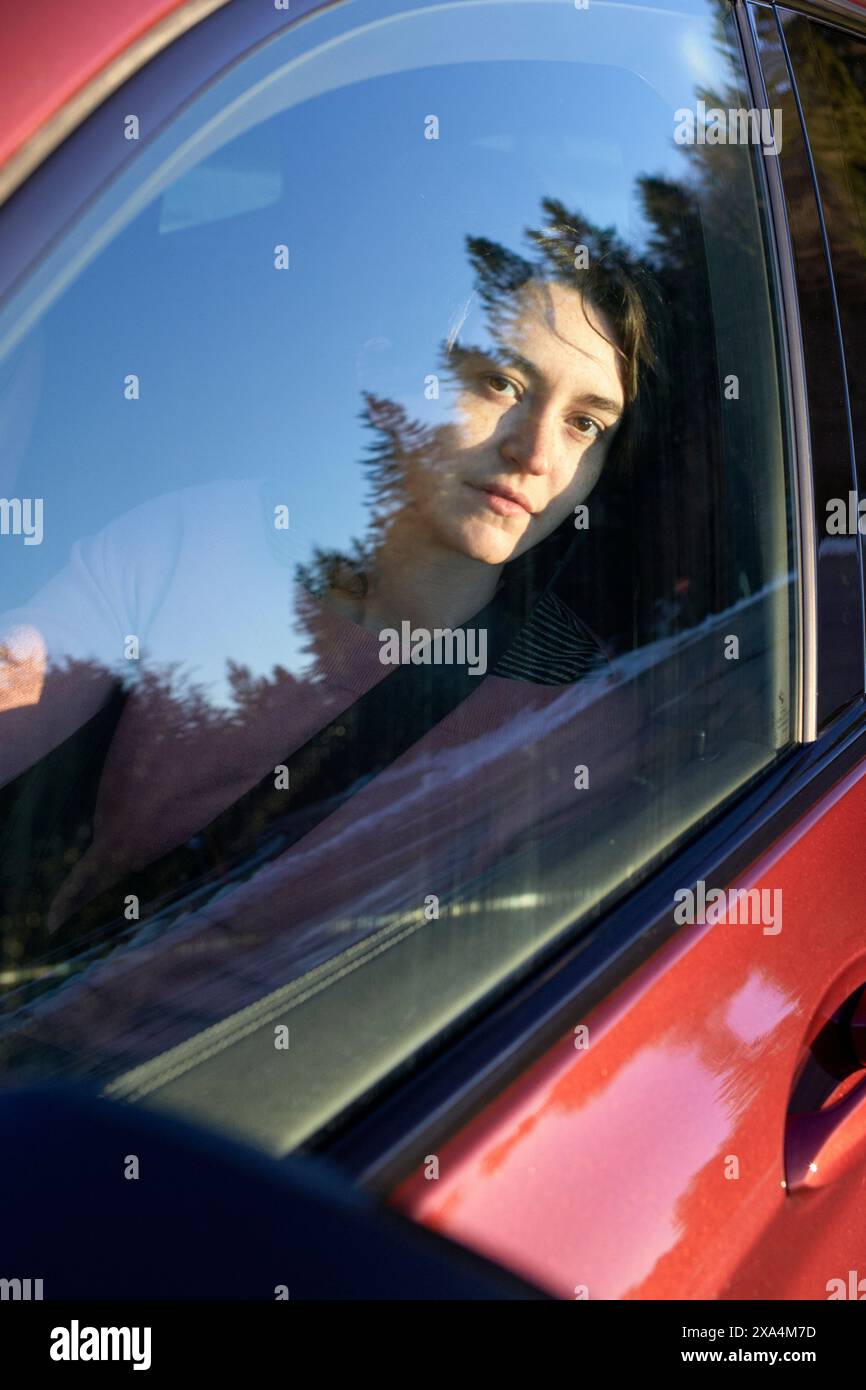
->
[312,212,660,682]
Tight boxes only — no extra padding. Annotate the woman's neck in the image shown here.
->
[324,530,502,635]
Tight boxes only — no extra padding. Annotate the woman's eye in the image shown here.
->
[570,415,602,440]
[484,374,519,399]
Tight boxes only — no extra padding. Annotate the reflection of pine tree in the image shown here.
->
[463,235,536,310]
[361,393,431,519]
[0,642,367,987]
[776,15,866,466]
[295,539,369,599]
[524,199,636,278]
[771,17,866,261]
[295,394,435,597]
[640,176,703,282]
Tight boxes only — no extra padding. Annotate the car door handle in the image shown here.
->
[785,988,866,1193]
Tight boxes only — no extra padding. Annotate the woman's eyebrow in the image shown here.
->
[492,347,537,378]
[572,391,624,420]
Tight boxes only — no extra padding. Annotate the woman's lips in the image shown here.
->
[468,483,533,517]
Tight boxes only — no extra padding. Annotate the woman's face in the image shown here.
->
[403,280,627,567]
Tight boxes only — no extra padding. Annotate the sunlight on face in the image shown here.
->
[407,280,627,566]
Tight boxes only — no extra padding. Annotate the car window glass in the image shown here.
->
[0,0,797,1150]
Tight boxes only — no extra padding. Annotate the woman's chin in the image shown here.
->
[456,540,518,567]
[448,519,528,567]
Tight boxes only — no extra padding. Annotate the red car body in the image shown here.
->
[3,0,866,1304]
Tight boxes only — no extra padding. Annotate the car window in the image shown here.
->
[0,0,798,1151]
[778,9,866,619]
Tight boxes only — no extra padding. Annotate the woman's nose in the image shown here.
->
[498,404,555,476]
